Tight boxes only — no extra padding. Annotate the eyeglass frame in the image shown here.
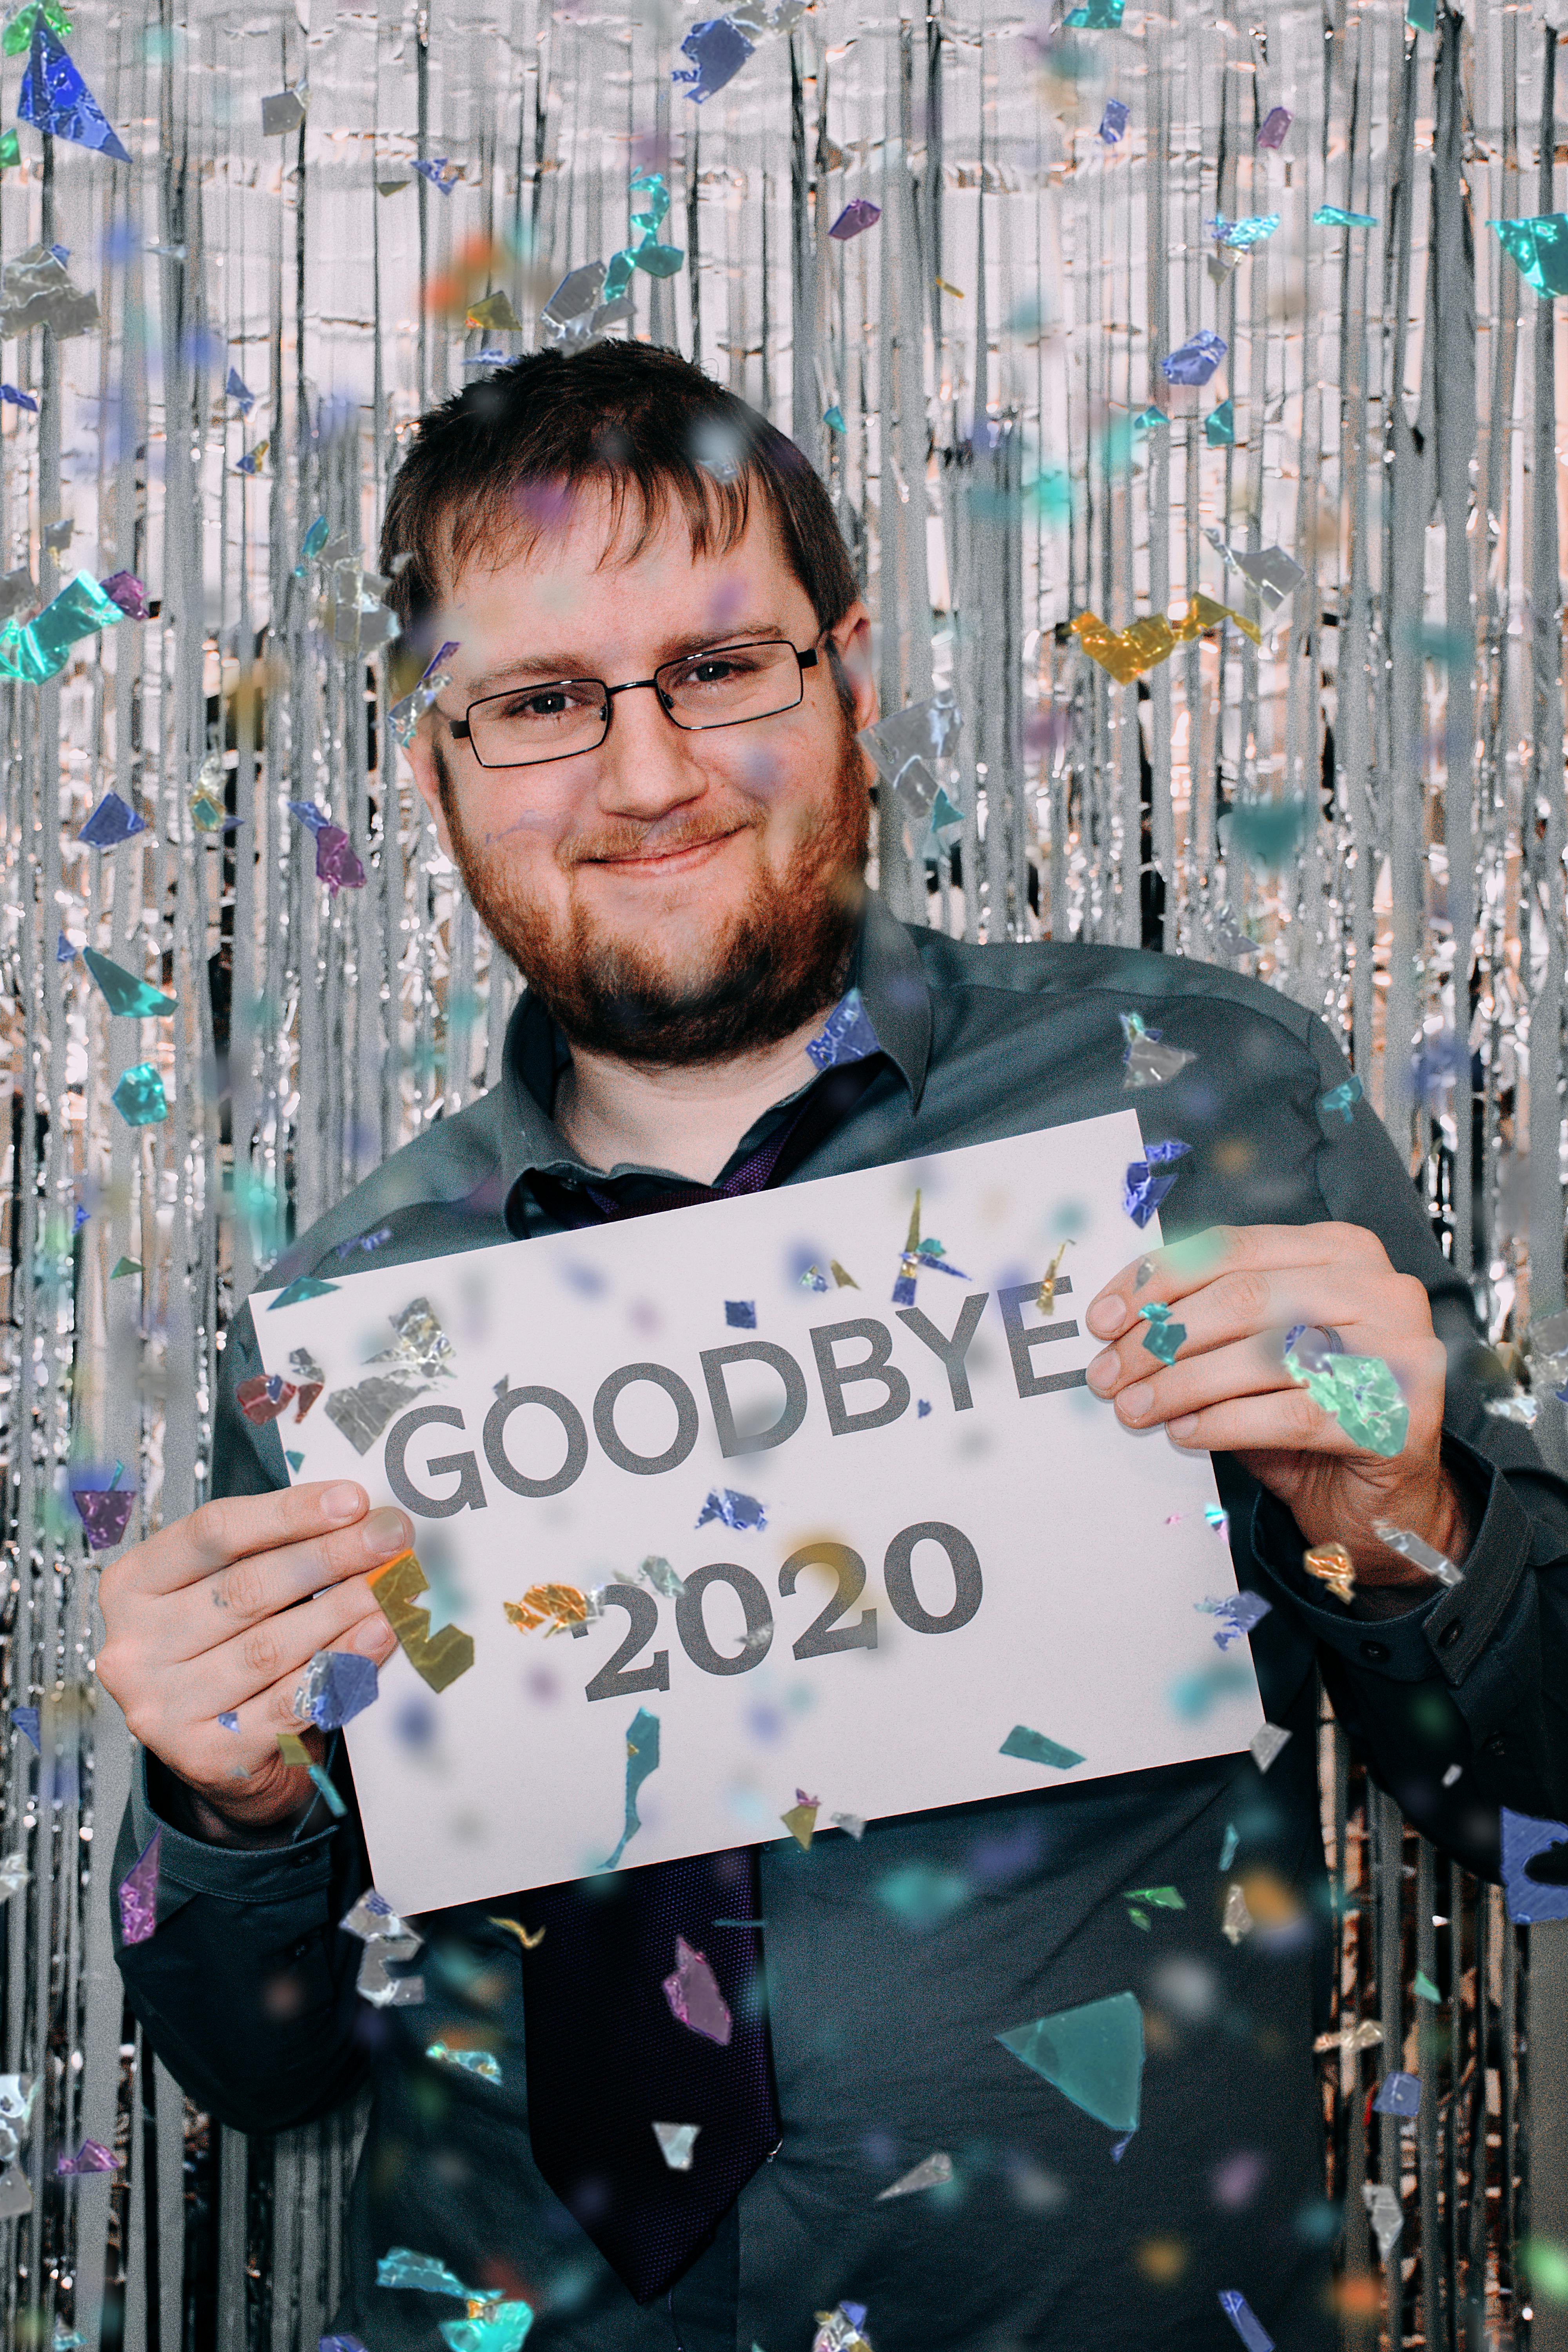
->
[443,635,827,771]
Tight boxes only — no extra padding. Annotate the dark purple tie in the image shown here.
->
[519,1057,883,2302]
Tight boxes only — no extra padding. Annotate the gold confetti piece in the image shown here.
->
[1304,1541,1356,1606]
[1037,1238,1074,1315]
[488,1915,546,1951]
[829,1260,859,1289]
[503,1583,590,1636]
[1073,596,1263,682]
[935,277,964,298]
[368,1548,476,1692]
[781,1800,818,1850]
[277,1730,310,1767]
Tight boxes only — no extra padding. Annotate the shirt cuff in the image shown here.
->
[132,1746,342,1907]
[1248,1432,1534,1688]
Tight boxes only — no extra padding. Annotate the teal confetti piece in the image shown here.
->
[1000,1724,1085,1771]
[603,1706,660,1869]
[1285,1346,1409,1457]
[998,1991,1144,2132]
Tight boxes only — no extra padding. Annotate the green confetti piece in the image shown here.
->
[1285,1346,1410,1457]
[1414,1969,1441,2002]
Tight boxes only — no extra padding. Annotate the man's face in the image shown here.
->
[407,481,879,1065]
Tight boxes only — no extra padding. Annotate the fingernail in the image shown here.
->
[1119,1379,1154,1419]
[1087,1350,1118,1392]
[1168,1414,1199,1439]
[1087,1299,1127,1338]
[356,1615,398,1657]
[361,1507,412,1561]
[323,1483,364,1524]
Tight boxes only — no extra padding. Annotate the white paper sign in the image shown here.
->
[252,1110,1264,1915]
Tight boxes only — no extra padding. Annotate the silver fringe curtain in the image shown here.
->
[3,0,1568,2344]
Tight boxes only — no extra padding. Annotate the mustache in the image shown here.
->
[557,807,763,867]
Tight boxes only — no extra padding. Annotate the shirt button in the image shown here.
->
[1359,1639,1391,1663]
[1439,1621,1464,1649]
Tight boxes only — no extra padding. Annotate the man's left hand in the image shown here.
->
[1084,1222,1469,1586]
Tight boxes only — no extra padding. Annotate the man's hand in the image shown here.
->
[1084,1223,1468,1584]
[96,1483,407,1838]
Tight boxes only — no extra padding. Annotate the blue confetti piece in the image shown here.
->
[697,1487,766,1532]
[725,1300,757,1328]
[18,20,131,163]
[1500,1807,1568,1924]
[1218,2290,1274,2352]
[603,1707,661,1870]
[671,15,755,102]
[79,791,146,848]
[1372,2070,1421,2118]
[805,986,882,1071]
[1160,330,1227,387]
[12,1706,39,1751]
[1098,98,1130,142]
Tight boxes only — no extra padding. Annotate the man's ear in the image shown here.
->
[406,728,457,864]
[828,601,878,735]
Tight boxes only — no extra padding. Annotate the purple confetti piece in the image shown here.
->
[662,1935,733,2044]
[99,570,149,620]
[1256,105,1292,149]
[70,1486,136,1549]
[117,1828,160,1946]
[1160,330,1228,387]
[1098,99,1130,143]
[828,198,882,240]
[315,825,367,891]
[55,2140,117,2176]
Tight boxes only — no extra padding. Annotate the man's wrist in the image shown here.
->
[146,1752,319,1849]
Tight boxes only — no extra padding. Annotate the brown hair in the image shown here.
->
[380,341,860,643]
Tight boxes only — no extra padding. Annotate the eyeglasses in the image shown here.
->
[445,637,822,769]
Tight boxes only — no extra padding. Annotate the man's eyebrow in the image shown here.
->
[460,622,794,700]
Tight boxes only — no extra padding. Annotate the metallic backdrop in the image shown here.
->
[2,0,1567,2343]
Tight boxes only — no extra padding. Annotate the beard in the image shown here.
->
[436,718,871,1067]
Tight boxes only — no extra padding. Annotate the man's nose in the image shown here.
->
[591,680,710,816]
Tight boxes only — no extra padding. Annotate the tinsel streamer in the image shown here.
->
[0,1,1565,2346]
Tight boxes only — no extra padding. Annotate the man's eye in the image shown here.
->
[683,657,750,687]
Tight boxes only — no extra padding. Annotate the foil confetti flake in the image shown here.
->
[1284,1346,1410,1457]
[55,2140,117,2175]
[1370,1519,1462,1587]
[1490,214,1568,298]
[997,1992,1144,2132]
[812,2308,873,2352]
[294,1648,379,1730]
[653,2120,701,2169]
[1364,2182,1404,2261]
[1303,1541,1356,1604]
[806,986,881,1071]
[1249,1723,1292,1775]
[604,1706,661,1869]
[1160,330,1228,385]
[367,1550,475,1693]
[70,1481,135,1549]
[877,2151,954,2199]
[236,1371,296,1425]
[109,1061,168,1127]
[1256,103,1292,145]
[1000,1723,1085,1771]
[1372,2070,1422,2118]
[1140,1301,1185,1364]
[504,1584,592,1635]
[1120,1011,1194,1086]
[1218,2290,1275,2352]
[1319,1074,1363,1123]
[1098,98,1129,142]
[697,1486,767,1531]
[1122,1139,1191,1227]
[17,20,129,159]
[662,1936,733,2044]
[116,1829,160,1946]
[425,2042,503,2084]
[828,198,882,239]
[1199,1591,1272,1649]
[0,241,98,337]
[81,947,176,1018]
[79,789,145,848]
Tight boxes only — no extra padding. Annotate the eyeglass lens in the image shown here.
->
[465,640,805,768]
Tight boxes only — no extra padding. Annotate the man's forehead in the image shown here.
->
[441,481,793,642]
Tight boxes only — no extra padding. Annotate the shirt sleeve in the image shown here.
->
[1243,1016,1568,1873]
[110,1297,379,2132]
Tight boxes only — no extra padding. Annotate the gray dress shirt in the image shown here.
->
[113,893,1568,2352]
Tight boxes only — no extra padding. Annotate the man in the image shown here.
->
[101,342,1568,2352]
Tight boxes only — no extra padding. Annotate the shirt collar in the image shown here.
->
[494,887,934,1209]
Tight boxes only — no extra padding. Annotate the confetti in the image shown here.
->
[1490,214,1568,299]
[1122,1139,1191,1227]
[662,1936,733,2044]
[426,2042,502,2083]
[725,1299,757,1328]
[603,1706,660,1869]
[1363,2181,1403,2260]
[17,19,129,160]
[653,2120,700,2169]
[1000,1724,1085,1771]
[1160,330,1227,386]
[1198,1591,1271,1650]
[806,986,881,1070]
[236,1372,297,1426]
[997,1991,1144,2133]
[1284,1345,1410,1457]
[1249,1723,1291,1775]
[1120,1011,1194,1087]
[697,1487,767,1531]
[488,1915,546,1951]
[294,1649,379,1731]
[1303,1541,1356,1605]
[876,2150,953,2199]
[1318,1074,1363,1123]
[1256,104,1292,147]
[267,1274,339,1309]
[54,2140,117,2176]
[70,1479,135,1549]
[828,198,882,239]
[1370,1519,1462,1587]
[781,1792,819,1849]
[367,1550,475,1692]
[1140,1301,1185,1364]
[503,1584,591,1635]
[1500,1808,1568,1925]
[116,1829,159,1946]
[1098,98,1130,143]
[1372,2070,1421,2118]
[110,1062,168,1128]
[1314,204,1379,229]
[1218,2289,1275,2352]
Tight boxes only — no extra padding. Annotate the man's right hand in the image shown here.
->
[96,1482,408,1839]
